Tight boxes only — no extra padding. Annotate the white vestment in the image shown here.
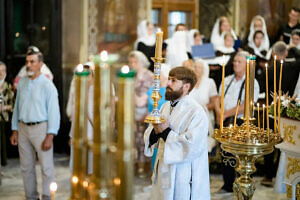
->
[144,95,211,200]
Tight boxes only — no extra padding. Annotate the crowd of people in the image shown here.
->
[0,6,299,200]
[133,6,300,199]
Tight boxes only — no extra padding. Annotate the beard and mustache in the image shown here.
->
[165,86,184,101]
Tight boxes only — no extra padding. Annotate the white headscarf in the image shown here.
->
[214,32,235,54]
[210,18,237,50]
[128,50,150,68]
[188,29,201,49]
[134,20,156,49]
[166,31,189,68]
[247,15,270,57]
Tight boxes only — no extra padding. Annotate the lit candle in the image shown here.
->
[263,104,265,130]
[273,55,277,134]
[278,60,283,133]
[155,28,163,58]
[220,55,226,133]
[265,63,270,135]
[234,100,240,128]
[50,182,57,200]
[257,103,260,128]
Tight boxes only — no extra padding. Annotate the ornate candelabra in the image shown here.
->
[213,56,282,200]
[144,29,166,124]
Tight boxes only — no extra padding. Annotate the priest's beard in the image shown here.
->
[165,86,184,101]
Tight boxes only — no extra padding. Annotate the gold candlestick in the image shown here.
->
[213,56,282,200]
[145,29,166,124]
[265,63,270,136]
[71,65,90,200]
[220,56,226,133]
[278,60,283,133]
[115,66,135,200]
[273,56,277,134]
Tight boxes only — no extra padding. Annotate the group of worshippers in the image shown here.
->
[132,6,300,199]
[2,6,300,200]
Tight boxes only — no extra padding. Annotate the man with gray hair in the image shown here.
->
[215,51,260,195]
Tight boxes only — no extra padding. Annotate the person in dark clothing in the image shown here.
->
[276,7,300,44]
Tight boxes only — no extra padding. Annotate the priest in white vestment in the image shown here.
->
[144,67,210,200]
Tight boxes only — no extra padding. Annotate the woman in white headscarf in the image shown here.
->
[134,20,156,71]
[215,32,236,56]
[166,31,190,68]
[134,20,156,50]
[247,15,270,51]
[210,16,237,50]
[188,59,218,152]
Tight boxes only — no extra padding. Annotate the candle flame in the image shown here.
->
[247,59,249,64]
[100,50,108,62]
[82,180,89,188]
[257,103,259,107]
[50,182,57,192]
[71,176,79,184]
[157,28,162,32]
[265,63,268,68]
[113,178,121,186]
[274,55,277,60]
[76,64,84,72]
[121,65,130,74]
[280,59,283,64]
[222,55,225,65]
[263,104,265,108]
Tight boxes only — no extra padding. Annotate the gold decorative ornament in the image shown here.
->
[286,157,300,179]
[283,123,296,144]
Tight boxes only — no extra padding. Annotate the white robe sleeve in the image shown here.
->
[163,109,208,165]
[144,124,155,157]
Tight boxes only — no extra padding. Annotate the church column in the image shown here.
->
[79,0,89,63]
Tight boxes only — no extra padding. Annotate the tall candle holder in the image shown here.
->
[71,65,90,200]
[144,29,166,124]
[213,56,282,200]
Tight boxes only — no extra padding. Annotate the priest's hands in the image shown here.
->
[153,122,169,134]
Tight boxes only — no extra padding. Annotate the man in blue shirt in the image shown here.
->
[10,50,60,200]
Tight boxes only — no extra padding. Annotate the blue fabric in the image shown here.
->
[147,86,167,113]
[12,74,60,134]
[151,147,158,171]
